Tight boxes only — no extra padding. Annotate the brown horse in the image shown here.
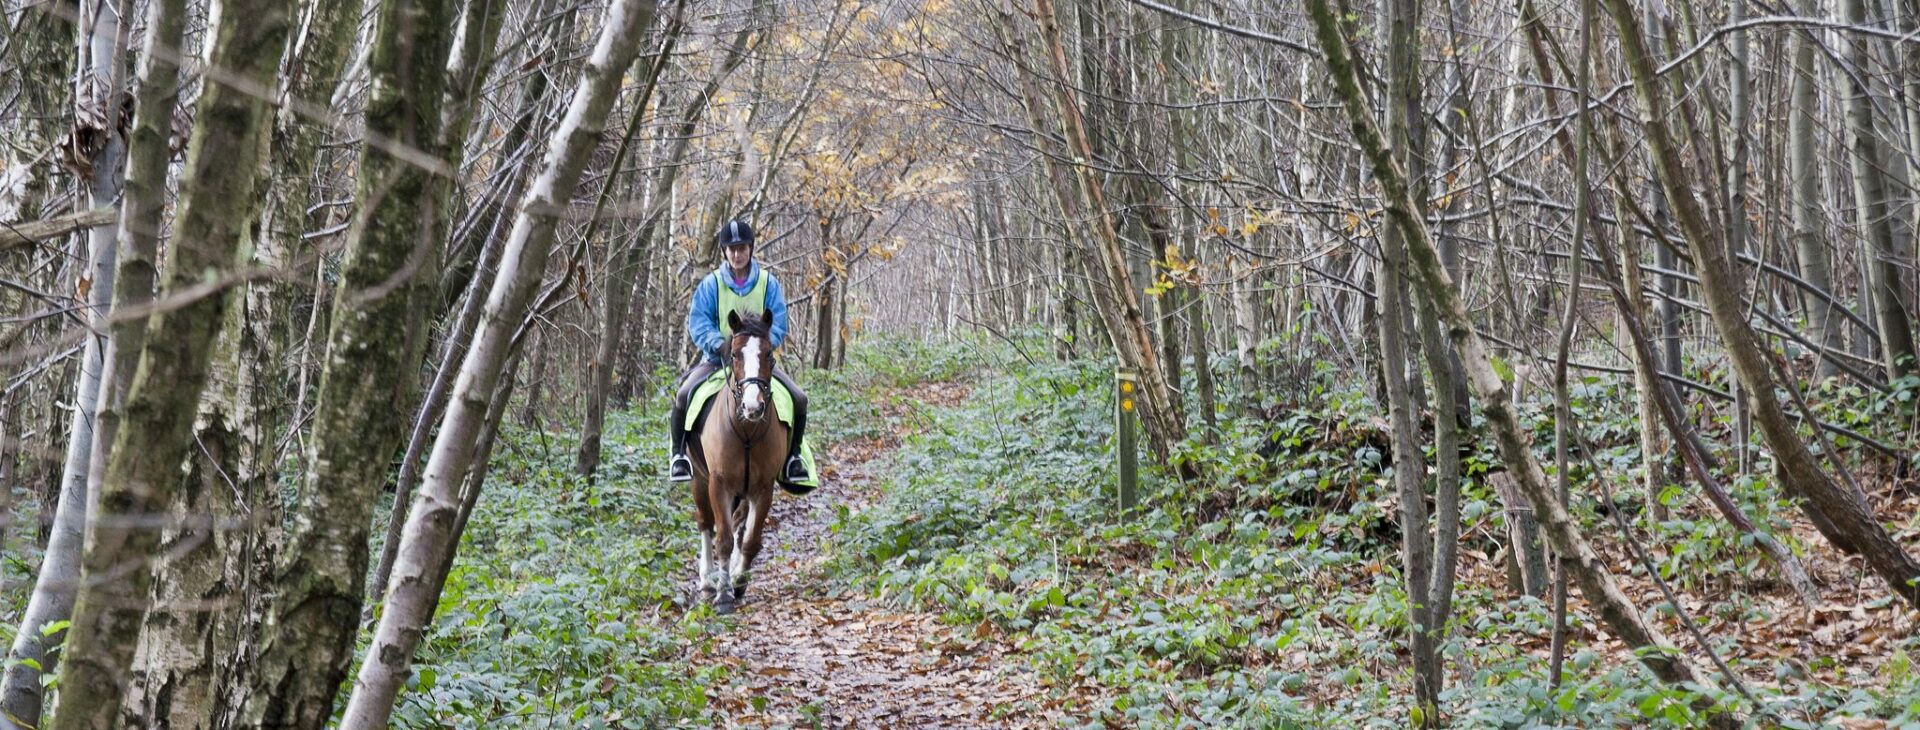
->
[689,309,788,613]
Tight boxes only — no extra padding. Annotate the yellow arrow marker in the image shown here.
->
[1121,399,1134,412]
[1120,381,1135,394]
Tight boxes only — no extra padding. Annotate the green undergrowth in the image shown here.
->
[388,407,720,729]
[820,348,1920,728]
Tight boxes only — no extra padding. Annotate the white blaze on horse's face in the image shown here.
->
[738,336,767,420]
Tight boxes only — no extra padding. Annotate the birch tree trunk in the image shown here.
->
[49,0,292,726]
[0,1,133,722]
[342,1,661,723]
[133,0,361,713]
[366,0,522,608]
[237,0,461,724]
[253,0,364,305]
[1230,254,1260,395]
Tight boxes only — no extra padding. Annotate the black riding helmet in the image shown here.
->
[717,219,755,249]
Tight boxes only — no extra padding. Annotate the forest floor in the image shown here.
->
[399,338,1920,728]
[690,382,1064,728]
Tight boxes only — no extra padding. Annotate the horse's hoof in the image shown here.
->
[714,596,737,615]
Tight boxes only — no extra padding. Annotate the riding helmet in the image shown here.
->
[717,219,755,248]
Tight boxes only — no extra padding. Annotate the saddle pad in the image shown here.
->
[686,369,818,493]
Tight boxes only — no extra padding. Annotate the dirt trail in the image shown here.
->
[691,385,1060,729]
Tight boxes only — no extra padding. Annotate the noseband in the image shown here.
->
[731,375,772,418]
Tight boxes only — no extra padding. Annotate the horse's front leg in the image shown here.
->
[695,525,716,602]
[733,486,774,601]
[708,476,739,614]
[691,472,716,603]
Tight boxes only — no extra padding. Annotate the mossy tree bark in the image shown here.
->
[237,0,463,724]
[1,0,139,723]
[135,0,363,718]
[49,0,292,726]
[372,0,549,607]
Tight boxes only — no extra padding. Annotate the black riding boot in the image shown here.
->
[668,361,720,482]
[782,406,810,483]
[667,398,693,482]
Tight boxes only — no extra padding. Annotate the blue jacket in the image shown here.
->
[688,261,789,364]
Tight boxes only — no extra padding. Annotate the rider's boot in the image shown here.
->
[668,399,693,483]
[782,406,811,483]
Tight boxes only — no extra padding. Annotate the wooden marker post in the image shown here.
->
[1116,368,1138,513]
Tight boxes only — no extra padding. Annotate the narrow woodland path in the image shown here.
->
[689,384,1061,729]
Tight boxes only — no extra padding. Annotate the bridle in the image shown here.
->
[723,334,775,449]
[730,375,772,422]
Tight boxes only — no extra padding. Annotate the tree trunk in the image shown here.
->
[237,0,461,724]
[1,2,133,721]
[1603,0,1920,607]
[1230,254,1260,396]
[371,228,500,607]
[341,2,661,724]
[520,331,549,427]
[816,272,838,369]
[1378,229,1440,721]
[1022,0,1185,461]
[1305,0,1733,708]
[126,373,249,728]
[253,0,363,323]
[1790,4,1842,376]
[440,0,569,309]
[365,0,526,607]
[576,6,742,477]
[1378,0,1442,715]
[1623,215,1675,521]
[1843,0,1918,378]
[1903,0,1920,267]
[49,0,291,725]
[834,269,850,368]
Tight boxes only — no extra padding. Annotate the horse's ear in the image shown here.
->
[760,308,773,325]
[727,310,743,333]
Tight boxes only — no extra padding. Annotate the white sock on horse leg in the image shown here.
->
[730,501,757,579]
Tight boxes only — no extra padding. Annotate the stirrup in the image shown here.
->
[782,454,811,483]
[668,453,693,482]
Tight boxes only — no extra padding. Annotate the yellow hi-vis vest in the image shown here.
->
[715,267,768,338]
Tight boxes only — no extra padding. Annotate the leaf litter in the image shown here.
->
[688,382,1063,728]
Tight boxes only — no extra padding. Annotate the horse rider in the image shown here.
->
[667,218,811,484]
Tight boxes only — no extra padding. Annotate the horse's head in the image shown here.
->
[726,309,776,424]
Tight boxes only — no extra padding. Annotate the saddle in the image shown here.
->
[686,369,818,494]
